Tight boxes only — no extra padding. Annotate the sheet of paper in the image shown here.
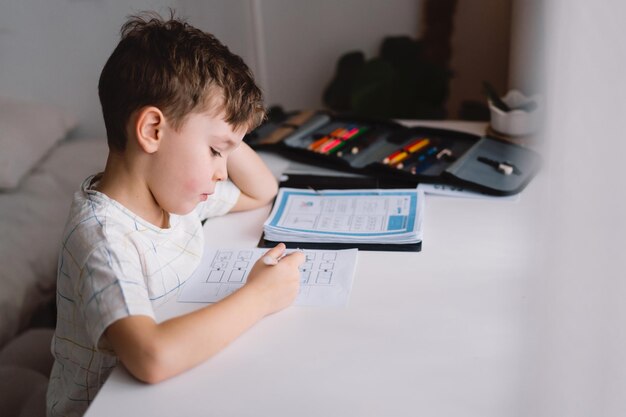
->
[178,247,358,307]
[417,183,520,201]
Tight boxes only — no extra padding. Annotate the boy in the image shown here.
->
[47,12,304,417]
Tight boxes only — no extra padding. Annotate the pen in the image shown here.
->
[264,248,305,265]
[476,156,520,175]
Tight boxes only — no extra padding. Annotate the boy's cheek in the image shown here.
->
[183,178,201,193]
[183,175,214,195]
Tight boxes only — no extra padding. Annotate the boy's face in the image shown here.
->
[147,110,244,215]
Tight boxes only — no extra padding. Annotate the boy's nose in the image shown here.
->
[213,163,228,182]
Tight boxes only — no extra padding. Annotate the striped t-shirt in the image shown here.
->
[46,174,240,417]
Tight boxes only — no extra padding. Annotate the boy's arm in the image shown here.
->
[227,141,278,212]
[105,244,303,384]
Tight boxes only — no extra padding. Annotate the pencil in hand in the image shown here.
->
[263,255,280,265]
[263,247,303,266]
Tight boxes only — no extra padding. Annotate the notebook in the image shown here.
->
[260,186,424,252]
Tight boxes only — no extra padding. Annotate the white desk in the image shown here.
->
[85,121,538,417]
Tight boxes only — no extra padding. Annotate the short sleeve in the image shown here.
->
[77,241,155,350]
[195,179,241,220]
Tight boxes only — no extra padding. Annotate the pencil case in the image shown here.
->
[244,110,541,196]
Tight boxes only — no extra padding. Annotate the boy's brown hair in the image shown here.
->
[98,11,265,152]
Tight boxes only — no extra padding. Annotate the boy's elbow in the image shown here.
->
[262,180,278,203]
[125,343,175,384]
[134,364,167,385]
[246,179,278,208]
[231,179,278,212]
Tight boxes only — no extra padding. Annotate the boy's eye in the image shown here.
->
[210,147,222,157]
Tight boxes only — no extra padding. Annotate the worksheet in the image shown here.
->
[263,188,423,244]
[178,247,358,307]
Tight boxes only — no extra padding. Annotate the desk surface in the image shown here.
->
[85,121,538,417]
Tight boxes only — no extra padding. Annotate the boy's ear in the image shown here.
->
[135,106,164,154]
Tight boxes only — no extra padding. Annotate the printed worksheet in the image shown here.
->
[178,247,358,307]
[263,188,423,244]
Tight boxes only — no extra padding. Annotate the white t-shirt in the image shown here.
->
[46,174,240,417]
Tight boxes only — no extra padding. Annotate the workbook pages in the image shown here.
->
[263,188,423,244]
[178,247,358,307]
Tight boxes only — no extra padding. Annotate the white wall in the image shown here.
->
[188,0,512,118]
[518,2,626,416]
[0,0,420,138]
[1,1,511,137]
[178,0,423,111]
[0,0,261,138]
[0,0,184,137]
[176,1,259,83]
[0,0,267,138]
[251,0,421,111]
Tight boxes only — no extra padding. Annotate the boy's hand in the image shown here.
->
[245,243,305,315]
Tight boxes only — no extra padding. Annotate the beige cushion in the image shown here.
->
[0,328,54,376]
[17,382,47,417]
[0,96,76,190]
[0,367,48,417]
[0,329,54,417]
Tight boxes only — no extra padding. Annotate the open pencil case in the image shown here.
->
[244,110,541,196]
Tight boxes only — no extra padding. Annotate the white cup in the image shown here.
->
[489,90,541,137]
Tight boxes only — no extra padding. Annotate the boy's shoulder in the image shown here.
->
[60,174,206,269]
[61,175,146,266]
